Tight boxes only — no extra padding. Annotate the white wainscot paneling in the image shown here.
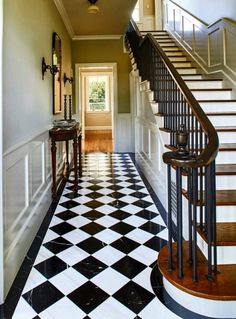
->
[29,142,44,200]
[183,16,194,50]
[225,28,236,76]
[209,28,222,68]
[115,114,133,152]
[174,8,182,38]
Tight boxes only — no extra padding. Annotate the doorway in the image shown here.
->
[76,63,117,152]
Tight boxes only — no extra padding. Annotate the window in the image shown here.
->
[86,75,110,112]
[132,0,140,22]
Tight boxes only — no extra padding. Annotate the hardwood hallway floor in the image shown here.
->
[82,130,113,153]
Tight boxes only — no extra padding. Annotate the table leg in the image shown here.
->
[51,139,57,199]
[73,136,78,192]
[78,134,82,176]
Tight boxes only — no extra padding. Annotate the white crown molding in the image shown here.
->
[72,35,122,41]
[53,0,74,38]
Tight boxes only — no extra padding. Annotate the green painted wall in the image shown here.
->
[72,38,131,113]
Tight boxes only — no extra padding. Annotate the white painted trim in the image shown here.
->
[76,63,118,151]
[73,35,122,41]
[85,126,112,130]
[0,0,3,305]
[53,0,74,38]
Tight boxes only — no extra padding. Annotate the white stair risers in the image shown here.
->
[166,51,185,56]
[169,56,188,62]
[172,62,193,68]
[199,101,236,113]
[182,74,203,80]
[186,80,223,89]
[216,205,236,222]
[159,42,177,47]
[208,115,236,126]
[162,47,180,52]
[216,175,236,190]
[177,68,198,74]
[216,150,236,165]
[193,90,232,100]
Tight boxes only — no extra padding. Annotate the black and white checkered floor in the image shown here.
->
[12,153,180,319]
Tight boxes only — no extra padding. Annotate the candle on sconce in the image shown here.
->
[53,53,57,66]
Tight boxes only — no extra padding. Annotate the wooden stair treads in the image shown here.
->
[198,223,236,246]
[158,242,236,300]
[182,189,236,206]
[216,164,236,175]
[219,143,236,151]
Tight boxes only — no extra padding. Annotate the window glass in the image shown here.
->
[87,75,109,112]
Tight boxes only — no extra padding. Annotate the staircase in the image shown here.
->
[127,26,236,318]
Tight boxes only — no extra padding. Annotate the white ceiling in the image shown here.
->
[54,0,137,39]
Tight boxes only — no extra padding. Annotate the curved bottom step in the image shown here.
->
[157,243,236,318]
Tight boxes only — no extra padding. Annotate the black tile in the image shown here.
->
[111,256,146,279]
[77,237,105,254]
[84,200,104,209]
[108,200,128,210]
[50,222,76,235]
[80,222,105,235]
[128,191,147,199]
[66,185,83,191]
[144,236,167,252]
[139,222,165,235]
[136,210,158,220]
[87,192,103,199]
[64,192,80,200]
[73,256,108,279]
[34,256,67,279]
[87,185,103,192]
[56,210,78,221]
[113,281,154,313]
[110,236,139,254]
[110,210,131,220]
[43,237,73,254]
[88,179,103,184]
[83,210,105,221]
[127,185,144,191]
[60,200,79,209]
[107,185,123,191]
[23,281,64,313]
[132,200,152,209]
[68,281,109,314]
[110,222,135,235]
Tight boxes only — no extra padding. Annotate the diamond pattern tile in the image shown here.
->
[11,153,175,319]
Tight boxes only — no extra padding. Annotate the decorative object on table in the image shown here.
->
[53,119,76,128]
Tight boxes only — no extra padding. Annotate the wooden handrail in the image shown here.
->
[144,34,219,168]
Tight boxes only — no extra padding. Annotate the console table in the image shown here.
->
[49,122,82,199]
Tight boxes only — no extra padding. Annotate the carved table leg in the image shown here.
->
[78,134,82,176]
[51,139,57,199]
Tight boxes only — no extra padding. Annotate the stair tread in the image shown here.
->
[219,143,236,150]
[199,99,236,103]
[182,189,236,205]
[192,88,232,92]
[216,164,236,175]
[198,223,236,246]
[160,126,236,132]
[158,242,236,300]
[185,79,223,82]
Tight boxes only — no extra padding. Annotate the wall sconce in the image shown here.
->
[42,53,58,80]
[63,73,73,86]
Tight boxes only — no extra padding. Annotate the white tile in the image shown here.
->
[40,297,86,319]
[42,229,58,243]
[126,228,153,244]
[91,268,129,295]
[70,205,92,214]
[115,176,130,181]
[132,267,153,293]
[49,216,62,227]
[97,181,113,188]
[54,205,67,214]
[142,195,154,203]
[62,228,90,244]
[116,181,132,188]
[77,188,93,196]
[97,195,115,204]
[124,215,147,227]
[57,246,89,266]
[67,216,90,228]
[139,297,181,319]
[78,181,93,188]
[118,188,137,195]
[120,195,139,204]
[129,245,157,266]
[156,228,169,241]
[49,268,87,295]
[97,188,114,195]
[90,297,135,319]
[147,204,159,213]
[96,205,117,214]
[23,268,47,293]
[12,298,37,319]
[93,246,125,266]
[94,229,122,244]
[96,216,118,228]
[151,215,166,227]
[58,196,69,204]
[122,204,142,214]
[73,196,93,204]
[34,246,54,265]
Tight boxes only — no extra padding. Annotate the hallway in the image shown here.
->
[9,152,179,319]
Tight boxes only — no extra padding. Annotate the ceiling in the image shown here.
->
[54,0,137,39]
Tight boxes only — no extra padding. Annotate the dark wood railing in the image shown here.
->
[126,19,219,281]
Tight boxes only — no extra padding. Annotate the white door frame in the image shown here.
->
[75,63,118,151]
[0,0,4,305]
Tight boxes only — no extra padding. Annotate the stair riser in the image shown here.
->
[198,234,236,265]
[162,47,180,52]
[216,151,236,165]
[166,51,184,56]
[173,62,193,68]
[193,91,232,100]
[208,115,236,126]
[200,102,236,113]
[182,175,236,191]
[216,206,236,222]
[169,57,188,62]
[182,75,203,80]
[155,38,172,42]
[217,131,236,144]
[177,68,197,74]
[186,81,223,89]
[159,42,177,47]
